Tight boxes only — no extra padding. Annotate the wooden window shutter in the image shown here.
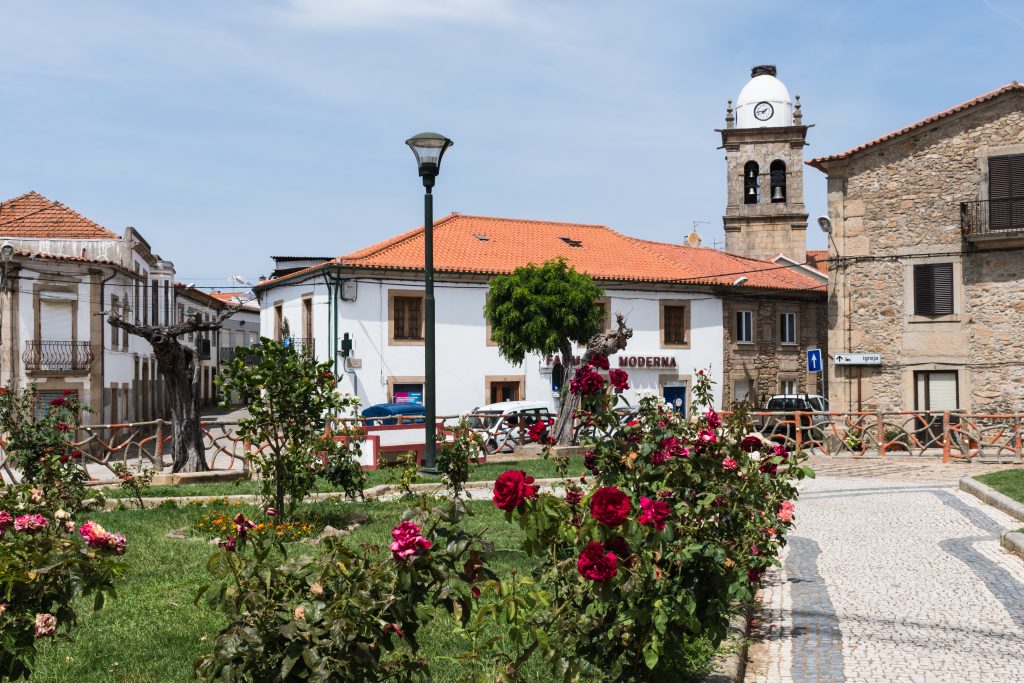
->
[665,305,686,344]
[394,297,407,339]
[989,154,1024,230]
[914,263,953,315]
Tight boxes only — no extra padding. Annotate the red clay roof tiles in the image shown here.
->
[805,249,829,274]
[0,191,119,239]
[259,214,823,292]
[807,82,1024,172]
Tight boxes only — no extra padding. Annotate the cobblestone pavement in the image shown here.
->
[746,468,1024,682]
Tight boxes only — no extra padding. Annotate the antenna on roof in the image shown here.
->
[687,220,709,247]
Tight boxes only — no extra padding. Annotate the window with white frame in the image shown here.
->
[736,310,753,343]
[779,379,796,395]
[779,312,796,345]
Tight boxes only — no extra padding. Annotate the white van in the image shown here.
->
[467,400,552,452]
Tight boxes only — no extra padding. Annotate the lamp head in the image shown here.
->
[0,242,13,263]
[405,132,453,188]
[817,216,833,234]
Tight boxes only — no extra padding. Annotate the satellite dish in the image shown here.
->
[686,230,703,247]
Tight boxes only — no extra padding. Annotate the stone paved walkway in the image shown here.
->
[746,461,1024,682]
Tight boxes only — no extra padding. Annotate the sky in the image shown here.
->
[0,0,1021,287]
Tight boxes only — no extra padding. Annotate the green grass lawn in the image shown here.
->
[99,455,584,500]
[975,468,1024,505]
[29,498,556,683]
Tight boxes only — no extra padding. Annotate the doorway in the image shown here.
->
[914,370,959,444]
[663,380,688,416]
[489,381,520,404]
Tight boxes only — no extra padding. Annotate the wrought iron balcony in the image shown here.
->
[219,346,235,363]
[961,199,1024,240]
[284,337,315,357]
[23,341,94,373]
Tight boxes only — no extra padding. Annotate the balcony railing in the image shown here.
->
[960,199,1024,239]
[284,337,315,357]
[23,341,94,373]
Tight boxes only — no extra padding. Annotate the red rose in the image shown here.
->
[608,369,629,392]
[740,435,763,453]
[50,397,66,407]
[70,450,82,459]
[589,486,631,526]
[569,366,604,396]
[603,535,631,559]
[492,470,537,511]
[577,541,618,582]
[62,389,74,396]
[588,354,610,370]
[59,455,69,464]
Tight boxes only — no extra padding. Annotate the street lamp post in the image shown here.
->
[0,242,14,387]
[405,132,453,472]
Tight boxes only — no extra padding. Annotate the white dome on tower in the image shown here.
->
[735,65,793,128]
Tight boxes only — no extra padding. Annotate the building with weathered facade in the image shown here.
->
[809,82,1024,414]
[0,191,174,423]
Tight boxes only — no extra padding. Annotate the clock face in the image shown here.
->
[754,101,774,121]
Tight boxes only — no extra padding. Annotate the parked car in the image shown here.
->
[361,402,426,426]
[758,394,830,443]
[467,401,552,452]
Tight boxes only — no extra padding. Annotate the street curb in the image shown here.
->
[958,476,1024,561]
[703,602,752,683]
[100,477,566,510]
[958,476,1024,523]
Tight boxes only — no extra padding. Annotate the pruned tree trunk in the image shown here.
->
[551,314,633,446]
[108,308,234,473]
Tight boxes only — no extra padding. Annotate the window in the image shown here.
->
[988,153,1024,231]
[143,279,149,325]
[134,279,140,323]
[661,302,689,347]
[151,279,159,326]
[163,281,170,326]
[736,310,753,343]
[393,295,424,341]
[769,160,787,203]
[914,370,958,411]
[744,161,759,204]
[392,382,423,404]
[273,303,283,341]
[302,296,313,340]
[779,379,796,395]
[913,263,953,316]
[110,295,120,348]
[779,312,796,344]
[733,379,753,404]
[489,380,521,404]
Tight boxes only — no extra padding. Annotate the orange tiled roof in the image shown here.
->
[258,214,823,292]
[807,82,1024,172]
[0,191,119,239]
[632,239,825,291]
[805,249,829,274]
[209,290,259,310]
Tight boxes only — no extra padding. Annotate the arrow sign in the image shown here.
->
[807,348,822,373]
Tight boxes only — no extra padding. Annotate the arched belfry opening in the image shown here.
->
[744,161,760,204]
[770,160,787,203]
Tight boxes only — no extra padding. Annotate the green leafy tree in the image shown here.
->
[216,339,366,519]
[484,258,604,444]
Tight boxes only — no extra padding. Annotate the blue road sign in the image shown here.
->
[807,348,822,373]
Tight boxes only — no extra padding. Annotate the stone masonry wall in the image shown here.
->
[721,292,827,408]
[825,93,1024,413]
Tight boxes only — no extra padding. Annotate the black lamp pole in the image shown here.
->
[405,132,453,472]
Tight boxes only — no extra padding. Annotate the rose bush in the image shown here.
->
[194,500,494,682]
[0,485,125,681]
[479,362,812,680]
[0,388,93,513]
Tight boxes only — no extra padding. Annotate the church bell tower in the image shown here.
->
[719,65,810,261]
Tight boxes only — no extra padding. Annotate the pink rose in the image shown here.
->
[704,408,722,428]
[778,500,795,523]
[14,514,48,533]
[233,513,257,537]
[34,613,57,637]
[389,521,431,561]
[218,535,236,551]
[79,520,127,555]
[637,496,671,531]
[722,457,738,471]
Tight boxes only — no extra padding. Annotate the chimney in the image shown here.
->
[751,64,777,78]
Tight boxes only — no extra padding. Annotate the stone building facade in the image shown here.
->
[720,290,827,407]
[809,83,1024,413]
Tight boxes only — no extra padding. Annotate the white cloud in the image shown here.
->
[279,0,520,30]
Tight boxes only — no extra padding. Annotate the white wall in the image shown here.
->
[260,274,726,414]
